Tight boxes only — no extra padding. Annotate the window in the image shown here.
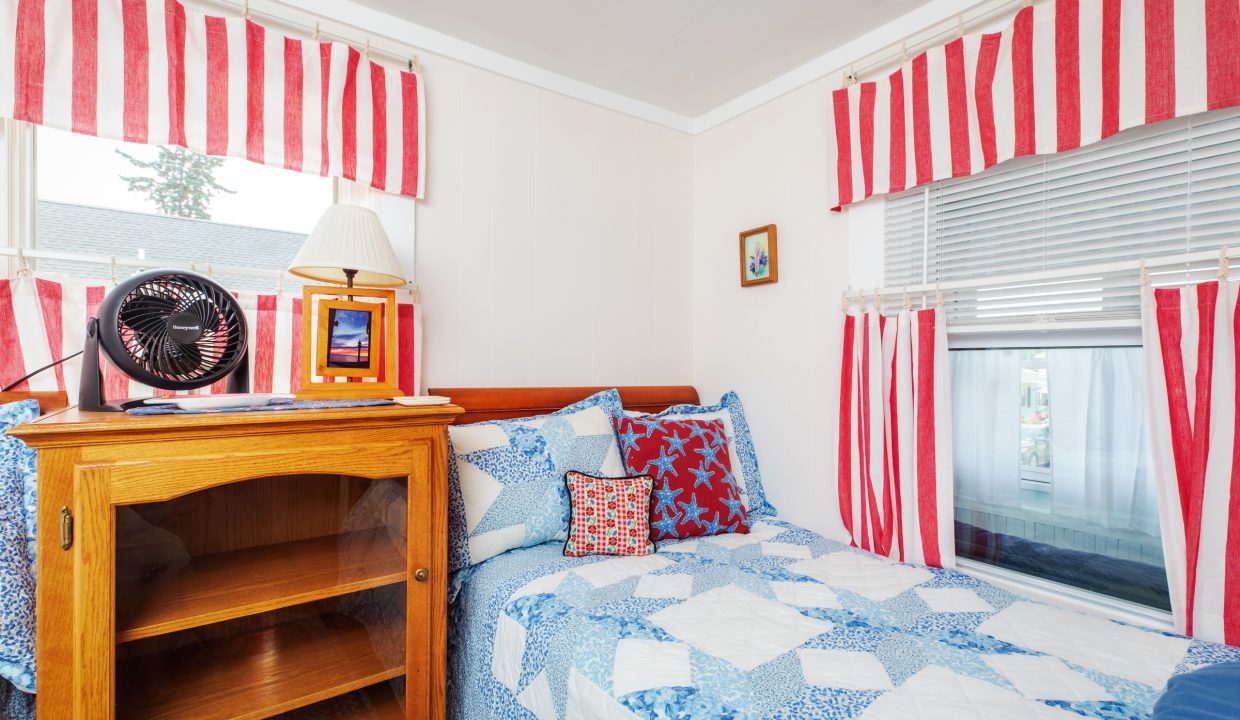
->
[880,107,1240,611]
[31,126,334,292]
[951,346,1168,610]
[886,106,1240,328]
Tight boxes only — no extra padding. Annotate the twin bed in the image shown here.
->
[438,386,1240,720]
[1,386,1238,719]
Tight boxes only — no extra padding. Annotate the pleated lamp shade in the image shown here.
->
[289,204,407,288]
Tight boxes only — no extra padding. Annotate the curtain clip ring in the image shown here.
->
[109,255,117,285]
[206,263,213,279]
[902,287,911,311]
[935,282,943,308]
[313,21,321,42]
[242,0,249,19]
[1140,258,1151,287]
[15,246,30,277]
[842,287,851,314]
[1219,247,1229,280]
[276,273,284,295]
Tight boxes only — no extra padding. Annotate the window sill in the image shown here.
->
[956,558,1175,633]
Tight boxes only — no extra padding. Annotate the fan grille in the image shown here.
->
[113,274,246,387]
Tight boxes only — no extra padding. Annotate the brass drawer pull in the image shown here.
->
[414,568,429,582]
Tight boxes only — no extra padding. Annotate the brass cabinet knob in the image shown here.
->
[414,568,430,582]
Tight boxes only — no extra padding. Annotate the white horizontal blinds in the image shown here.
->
[1189,111,1240,250]
[884,107,1240,327]
[883,187,928,287]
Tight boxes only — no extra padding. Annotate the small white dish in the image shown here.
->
[392,395,451,406]
[143,393,295,411]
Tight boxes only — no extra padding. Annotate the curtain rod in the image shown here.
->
[197,0,423,72]
[0,246,419,296]
[845,246,1240,308]
[842,0,1025,86]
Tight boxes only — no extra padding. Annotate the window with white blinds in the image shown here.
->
[884,107,1240,328]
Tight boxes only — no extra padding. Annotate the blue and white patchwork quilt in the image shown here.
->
[448,519,1240,720]
[0,400,38,697]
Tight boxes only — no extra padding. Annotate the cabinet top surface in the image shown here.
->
[8,402,463,446]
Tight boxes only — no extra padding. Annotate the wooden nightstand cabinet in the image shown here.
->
[10,403,462,720]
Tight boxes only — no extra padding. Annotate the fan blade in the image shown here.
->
[181,298,219,328]
[118,293,178,333]
[162,338,204,378]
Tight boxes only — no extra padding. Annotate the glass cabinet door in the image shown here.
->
[114,473,410,720]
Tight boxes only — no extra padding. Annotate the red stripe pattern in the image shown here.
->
[0,275,422,401]
[1143,281,1240,646]
[829,0,1240,209]
[71,0,97,135]
[838,307,954,569]
[1,0,425,199]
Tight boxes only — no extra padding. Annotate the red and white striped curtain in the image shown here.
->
[0,0,424,198]
[830,0,1240,210]
[1142,279,1239,646]
[0,273,423,400]
[837,306,955,569]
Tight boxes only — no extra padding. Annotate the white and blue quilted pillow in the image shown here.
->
[634,391,776,518]
[447,389,626,572]
[0,400,39,694]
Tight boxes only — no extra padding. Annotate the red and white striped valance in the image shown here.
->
[0,274,423,400]
[830,0,1240,210]
[0,0,424,198]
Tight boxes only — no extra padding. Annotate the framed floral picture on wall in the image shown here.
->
[739,224,778,287]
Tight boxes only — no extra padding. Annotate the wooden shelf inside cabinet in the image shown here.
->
[117,529,406,643]
[274,682,404,720]
[118,613,405,720]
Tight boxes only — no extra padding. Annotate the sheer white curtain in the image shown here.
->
[951,350,1021,508]
[950,347,1158,537]
[1047,348,1158,536]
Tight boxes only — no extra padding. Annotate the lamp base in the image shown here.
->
[297,382,401,401]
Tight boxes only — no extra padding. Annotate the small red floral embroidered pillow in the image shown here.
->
[563,471,657,557]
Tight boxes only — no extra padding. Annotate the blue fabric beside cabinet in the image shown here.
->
[0,400,39,695]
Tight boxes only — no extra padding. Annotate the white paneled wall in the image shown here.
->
[691,76,853,541]
[415,53,694,388]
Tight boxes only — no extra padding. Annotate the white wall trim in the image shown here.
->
[224,0,695,133]
[691,0,1009,134]
[210,0,1013,137]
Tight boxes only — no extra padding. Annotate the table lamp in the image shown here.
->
[289,204,406,289]
[290,204,405,399]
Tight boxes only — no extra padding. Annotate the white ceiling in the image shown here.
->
[349,0,929,118]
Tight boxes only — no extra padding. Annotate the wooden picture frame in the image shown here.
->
[300,285,399,400]
[739,224,778,287]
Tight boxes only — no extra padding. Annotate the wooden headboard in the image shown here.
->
[427,386,699,424]
[0,390,70,415]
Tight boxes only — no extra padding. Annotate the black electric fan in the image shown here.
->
[80,269,250,411]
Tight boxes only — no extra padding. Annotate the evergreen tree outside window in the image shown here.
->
[116,146,234,220]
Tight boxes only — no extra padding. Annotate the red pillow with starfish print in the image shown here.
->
[613,416,750,541]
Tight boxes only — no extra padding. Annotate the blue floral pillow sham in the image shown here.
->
[634,391,776,517]
[447,389,626,572]
[0,400,39,694]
